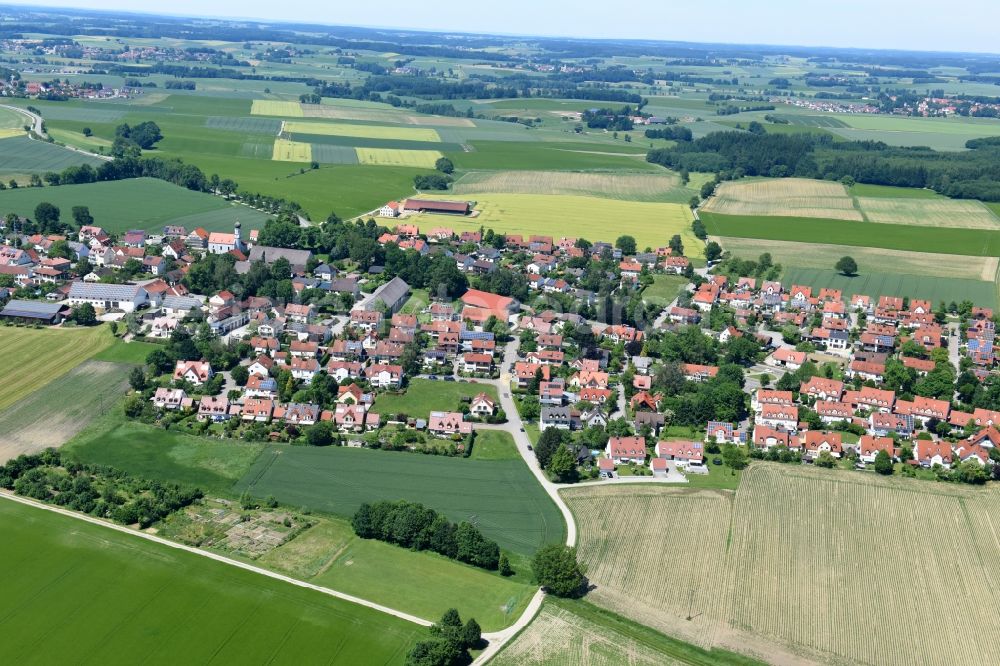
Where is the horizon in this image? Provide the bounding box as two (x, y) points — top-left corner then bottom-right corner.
(5, 0), (1000, 57)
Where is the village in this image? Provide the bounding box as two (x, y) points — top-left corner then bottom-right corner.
(1, 197), (998, 485)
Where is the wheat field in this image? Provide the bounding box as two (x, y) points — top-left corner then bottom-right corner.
(452, 170), (685, 201)
(563, 465), (1000, 666)
(858, 197), (1000, 229)
(271, 138), (312, 162)
(703, 178), (862, 220)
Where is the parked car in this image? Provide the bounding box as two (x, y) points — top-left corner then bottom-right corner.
(444, 376), (455, 382)
(428, 375), (438, 380)
(713, 457), (723, 466)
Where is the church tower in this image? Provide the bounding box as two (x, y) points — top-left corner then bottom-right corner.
(234, 219), (243, 251)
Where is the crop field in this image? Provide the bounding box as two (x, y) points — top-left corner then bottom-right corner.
(412, 193), (698, 251)
(702, 178), (862, 220)
(250, 99), (304, 117)
(832, 113), (1000, 150)
(0, 136), (105, 176)
(47, 127), (113, 152)
(765, 114), (849, 128)
(849, 183), (944, 199)
(0, 105), (28, 131)
(715, 237), (999, 282)
(204, 115), (283, 134)
(283, 120), (441, 142)
(66, 411), (265, 495)
(309, 144), (360, 164)
(259, 517), (533, 631)
(491, 599), (761, 666)
(356, 147), (444, 167)
(0, 499), (422, 664)
(0, 361), (130, 462)
(451, 170), (694, 202)
(271, 137), (312, 162)
(450, 141), (660, 171)
(233, 446), (566, 555)
(857, 197), (1000, 229)
(0, 178), (272, 233)
(781, 266), (998, 309)
(564, 465), (1000, 666)
(373, 378), (498, 419)
(0, 326), (113, 411)
(702, 211), (1000, 256)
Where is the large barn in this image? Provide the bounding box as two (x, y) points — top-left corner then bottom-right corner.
(402, 199), (471, 215)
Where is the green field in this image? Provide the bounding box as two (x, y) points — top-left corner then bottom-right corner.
(0, 136), (104, 177)
(412, 193), (698, 251)
(66, 411), (265, 495)
(0, 178), (272, 233)
(0, 499), (422, 664)
(373, 378), (498, 419)
(234, 446), (565, 555)
(0, 360), (130, 461)
(259, 517), (533, 631)
(848, 183), (945, 199)
(0, 325), (114, 411)
(469, 430), (520, 461)
(92, 339), (164, 365)
(450, 141), (659, 171)
(642, 274), (689, 307)
(779, 267), (998, 309)
(702, 211), (1000, 256)
(284, 121), (441, 142)
(451, 169), (697, 203)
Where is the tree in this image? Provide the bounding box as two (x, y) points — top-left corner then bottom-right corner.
(82, 127), (92, 137)
(835, 256), (858, 276)
(815, 451), (837, 468)
(955, 459), (988, 485)
(128, 121), (163, 149)
(721, 444), (748, 472)
(71, 303), (97, 326)
(306, 421), (334, 447)
(548, 444), (579, 482)
(128, 366), (147, 392)
(532, 544), (587, 598)
(72, 205), (94, 227)
(498, 553), (513, 576)
(668, 234), (684, 256)
(535, 427), (565, 469)
(873, 449), (894, 475)
(615, 235), (637, 255)
(434, 157), (454, 174)
(230, 365), (249, 386)
(33, 202), (60, 230)
(704, 241), (722, 263)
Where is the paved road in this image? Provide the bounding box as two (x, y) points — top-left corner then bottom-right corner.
(1, 104), (45, 137)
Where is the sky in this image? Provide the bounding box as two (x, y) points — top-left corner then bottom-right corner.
(9, 0), (1000, 55)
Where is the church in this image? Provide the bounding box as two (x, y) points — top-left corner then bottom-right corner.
(207, 220), (247, 255)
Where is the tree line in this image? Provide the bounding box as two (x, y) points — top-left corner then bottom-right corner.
(351, 500), (508, 573)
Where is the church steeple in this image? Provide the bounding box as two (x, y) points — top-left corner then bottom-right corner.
(234, 219), (242, 250)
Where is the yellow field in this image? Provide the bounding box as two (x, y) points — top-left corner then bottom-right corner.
(250, 100), (304, 117)
(0, 325), (114, 411)
(0, 128), (24, 139)
(715, 236), (999, 282)
(452, 170), (685, 202)
(356, 148), (443, 168)
(564, 464), (1000, 666)
(411, 193), (699, 251)
(271, 138), (312, 163)
(703, 178), (862, 220)
(858, 197), (1000, 229)
(491, 601), (683, 666)
(284, 121), (440, 142)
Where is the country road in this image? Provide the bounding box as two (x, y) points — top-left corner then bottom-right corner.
(0, 103), (112, 162)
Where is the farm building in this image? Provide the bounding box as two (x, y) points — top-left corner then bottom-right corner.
(403, 199), (471, 215)
(67, 282), (148, 313)
(0, 299), (68, 324)
(352, 277), (410, 315)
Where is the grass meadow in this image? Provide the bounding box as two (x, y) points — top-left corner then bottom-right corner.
(0, 499), (422, 665)
(373, 378), (498, 419)
(0, 325), (114, 411)
(412, 193), (699, 251)
(233, 446), (566, 555)
(641, 274), (690, 307)
(0, 178), (272, 233)
(564, 465), (1000, 666)
(259, 517), (534, 631)
(780, 266), (998, 308)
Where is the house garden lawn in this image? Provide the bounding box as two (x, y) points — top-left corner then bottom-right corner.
(0, 499), (421, 665)
(642, 274), (689, 307)
(373, 378), (498, 419)
(470, 429), (520, 460)
(92, 338), (163, 365)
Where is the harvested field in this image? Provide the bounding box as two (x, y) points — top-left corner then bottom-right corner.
(564, 464), (1000, 666)
(451, 170), (687, 202)
(412, 193), (699, 251)
(250, 99), (304, 117)
(0, 361), (130, 462)
(356, 147), (443, 167)
(271, 138), (312, 162)
(715, 237), (999, 282)
(857, 197), (1000, 229)
(0, 326), (113, 411)
(702, 178), (861, 220)
(284, 120), (440, 142)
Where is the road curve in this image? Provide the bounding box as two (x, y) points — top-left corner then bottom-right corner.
(0, 103), (44, 137)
